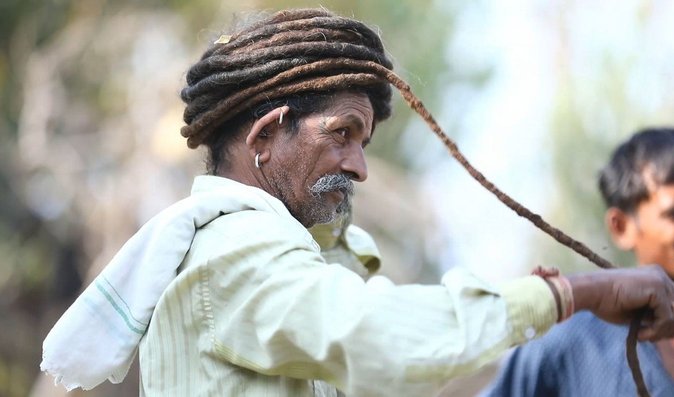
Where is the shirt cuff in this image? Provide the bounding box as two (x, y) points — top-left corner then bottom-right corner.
(498, 276), (557, 345)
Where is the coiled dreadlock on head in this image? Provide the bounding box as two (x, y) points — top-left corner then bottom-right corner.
(180, 8), (395, 173)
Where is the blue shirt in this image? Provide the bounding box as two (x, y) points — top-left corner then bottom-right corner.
(482, 311), (674, 397)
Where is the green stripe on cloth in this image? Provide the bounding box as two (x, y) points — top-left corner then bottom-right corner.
(101, 276), (147, 328)
(95, 280), (146, 335)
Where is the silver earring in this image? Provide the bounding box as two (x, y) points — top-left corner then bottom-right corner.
(255, 153), (262, 169)
(278, 111), (284, 125)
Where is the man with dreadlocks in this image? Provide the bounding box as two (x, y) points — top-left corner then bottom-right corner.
(42, 9), (674, 397)
(482, 128), (674, 397)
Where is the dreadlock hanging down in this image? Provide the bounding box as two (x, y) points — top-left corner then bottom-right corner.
(180, 8), (649, 396)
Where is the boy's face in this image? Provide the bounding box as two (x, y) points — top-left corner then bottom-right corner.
(610, 182), (674, 277)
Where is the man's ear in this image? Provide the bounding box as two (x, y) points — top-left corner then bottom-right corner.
(605, 207), (637, 251)
(245, 106), (290, 164)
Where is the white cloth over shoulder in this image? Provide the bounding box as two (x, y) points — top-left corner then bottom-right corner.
(40, 176), (296, 391)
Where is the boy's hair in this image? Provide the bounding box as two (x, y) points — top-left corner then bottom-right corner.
(599, 128), (674, 213)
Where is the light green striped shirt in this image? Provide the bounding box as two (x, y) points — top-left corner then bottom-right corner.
(138, 176), (556, 396)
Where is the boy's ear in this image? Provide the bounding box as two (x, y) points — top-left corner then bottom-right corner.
(605, 207), (638, 251)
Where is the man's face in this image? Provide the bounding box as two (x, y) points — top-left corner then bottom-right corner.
(628, 182), (674, 276)
(268, 91), (374, 228)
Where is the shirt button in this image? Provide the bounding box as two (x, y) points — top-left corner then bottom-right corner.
(524, 326), (536, 340)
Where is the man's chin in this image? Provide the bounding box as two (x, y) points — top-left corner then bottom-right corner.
(294, 203), (336, 228)
(298, 192), (351, 228)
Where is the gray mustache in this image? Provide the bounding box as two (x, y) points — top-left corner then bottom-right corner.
(309, 174), (354, 197)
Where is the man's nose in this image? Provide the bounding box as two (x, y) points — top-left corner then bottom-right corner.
(340, 144), (368, 182)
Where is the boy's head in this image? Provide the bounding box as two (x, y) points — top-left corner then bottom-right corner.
(599, 128), (674, 274)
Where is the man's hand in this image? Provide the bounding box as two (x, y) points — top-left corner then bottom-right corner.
(568, 265), (674, 341)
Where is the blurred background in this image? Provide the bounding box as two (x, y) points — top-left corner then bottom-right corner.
(1, 0), (673, 396)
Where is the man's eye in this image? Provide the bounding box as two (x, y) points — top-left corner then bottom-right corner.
(335, 128), (349, 138)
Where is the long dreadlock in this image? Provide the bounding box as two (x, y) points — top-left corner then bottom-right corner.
(179, 8), (648, 396)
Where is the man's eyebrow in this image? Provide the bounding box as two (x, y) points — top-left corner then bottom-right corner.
(341, 114), (366, 131)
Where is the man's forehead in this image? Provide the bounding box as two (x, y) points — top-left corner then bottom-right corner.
(322, 95), (374, 124)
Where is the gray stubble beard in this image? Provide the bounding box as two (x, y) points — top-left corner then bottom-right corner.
(306, 174), (354, 226)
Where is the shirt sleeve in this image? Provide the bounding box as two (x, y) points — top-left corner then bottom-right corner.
(193, 210), (558, 397)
